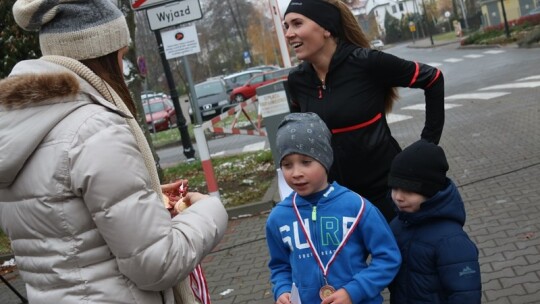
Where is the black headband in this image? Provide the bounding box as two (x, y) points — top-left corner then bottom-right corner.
(284, 0), (342, 38)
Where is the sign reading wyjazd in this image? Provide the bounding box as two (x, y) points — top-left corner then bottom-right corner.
(146, 0), (203, 31)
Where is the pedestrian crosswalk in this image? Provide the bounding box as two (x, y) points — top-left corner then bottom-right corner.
(389, 71), (540, 125)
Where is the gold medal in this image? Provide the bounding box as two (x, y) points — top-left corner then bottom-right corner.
(319, 284), (336, 300)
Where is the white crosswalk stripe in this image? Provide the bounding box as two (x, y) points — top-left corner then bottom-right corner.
(401, 103), (462, 110)
(479, 81), (540, 90)
(483, 50), (506, 54)
(446, 92), (510, 100)
(463, 54), (484, 58)
(516, 75), (540, 81)
(444, 58), (463, 63)
(426, 62), (443, 67)
(387, 113), (413, 124)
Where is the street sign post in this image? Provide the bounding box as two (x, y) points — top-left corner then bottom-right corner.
(146, 0), (203, 31)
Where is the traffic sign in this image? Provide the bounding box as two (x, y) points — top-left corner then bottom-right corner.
(146, 0), (203, 31)
(162, 24), (201, 59)
(131, 0), (173, 10)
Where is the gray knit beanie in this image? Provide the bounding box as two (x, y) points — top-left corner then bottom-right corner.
(276, 112), (333, 172)
(12, 0), (130, 60)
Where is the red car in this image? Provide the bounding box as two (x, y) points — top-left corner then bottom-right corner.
(229, 68), (292, 103)
(143, 97), (177, 133)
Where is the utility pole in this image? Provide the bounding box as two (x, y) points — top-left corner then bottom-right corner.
(500, 0), (511, 38)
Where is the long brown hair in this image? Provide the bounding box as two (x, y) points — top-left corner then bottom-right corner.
(325, 0), (399, 113)
(80, 51), (136, 116)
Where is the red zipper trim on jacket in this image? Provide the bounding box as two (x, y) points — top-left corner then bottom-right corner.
(408, 62), (420, 87)
(331, 113), (382, 134)
(318, 83), (326, 99)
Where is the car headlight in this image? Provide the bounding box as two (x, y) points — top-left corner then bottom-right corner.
(218, 100), (229, 106)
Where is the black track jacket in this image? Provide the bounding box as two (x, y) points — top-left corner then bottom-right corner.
(287, 42), (444, 202)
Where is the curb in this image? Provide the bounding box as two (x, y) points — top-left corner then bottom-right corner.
(407, 39), (462, 49)
(226, 176), (278, 219)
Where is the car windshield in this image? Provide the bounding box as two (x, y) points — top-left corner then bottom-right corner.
(143, 101), (166, 114)
(195, 81), (223, 98)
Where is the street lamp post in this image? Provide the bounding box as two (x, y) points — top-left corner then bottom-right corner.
(458, 0), (469, 29)
(421, 0), (434, 45)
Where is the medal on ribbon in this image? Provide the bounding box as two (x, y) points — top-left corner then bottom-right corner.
(292, 192), (365, 301)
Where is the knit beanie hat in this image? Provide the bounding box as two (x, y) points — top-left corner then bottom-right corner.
(12, 0), (130, 60)
(276, 112), (333, 172)
(388, 140), (449, 198)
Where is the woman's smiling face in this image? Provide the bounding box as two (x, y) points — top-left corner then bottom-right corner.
(283, 12), (329, 62)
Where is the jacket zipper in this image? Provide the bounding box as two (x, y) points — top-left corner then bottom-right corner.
(311, 205), (326, 286)
(318, 80), (326, 99)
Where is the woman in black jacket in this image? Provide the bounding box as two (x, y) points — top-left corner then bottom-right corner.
(284, 0), (445, 222)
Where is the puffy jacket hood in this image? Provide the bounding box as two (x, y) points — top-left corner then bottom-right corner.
(0, 59), (126, 188)
(395, 179), (466, 226)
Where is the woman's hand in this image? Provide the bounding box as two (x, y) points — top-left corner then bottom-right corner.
(161, 179), (188, 217)
(173, 192), (209, 214)
(161, 179), (188, 199)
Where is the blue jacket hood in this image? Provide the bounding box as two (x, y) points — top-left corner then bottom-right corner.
(395, 179), (466, 226)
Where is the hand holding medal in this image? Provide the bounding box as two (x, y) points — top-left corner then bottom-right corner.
(320, 288), (353, 304)
(161, 179), (190, 217)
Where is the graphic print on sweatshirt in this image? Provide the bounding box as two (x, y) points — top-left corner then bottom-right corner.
(279, 215), (357, 258)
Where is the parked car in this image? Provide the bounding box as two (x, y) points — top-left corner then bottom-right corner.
(229, 67), (293, 103)
(223, 70), (263, 90)
(370, 39), (385, 50)
(526, 6), (540, 15)
(191, 78), (231, 122)
(143, 97), (176, 133)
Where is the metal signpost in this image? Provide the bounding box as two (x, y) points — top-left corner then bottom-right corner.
(131, 0), (204, 160)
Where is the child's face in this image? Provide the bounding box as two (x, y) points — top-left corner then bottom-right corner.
(391, 188), (427, 213)
(281, 153), (328, 197)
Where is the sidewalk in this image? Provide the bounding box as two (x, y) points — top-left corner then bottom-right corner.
(2, 59), (540, 304)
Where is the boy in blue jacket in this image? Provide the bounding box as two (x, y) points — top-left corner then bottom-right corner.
(388, 140), (482, 303)
(266, 112), (401, 304)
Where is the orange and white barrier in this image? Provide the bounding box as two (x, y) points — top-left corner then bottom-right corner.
(201, 97), (266, 136)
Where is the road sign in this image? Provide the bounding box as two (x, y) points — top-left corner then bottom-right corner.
(146, 0), (203, 31)
(162, 24), (201, 59)
(131, 0), (173, 10)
